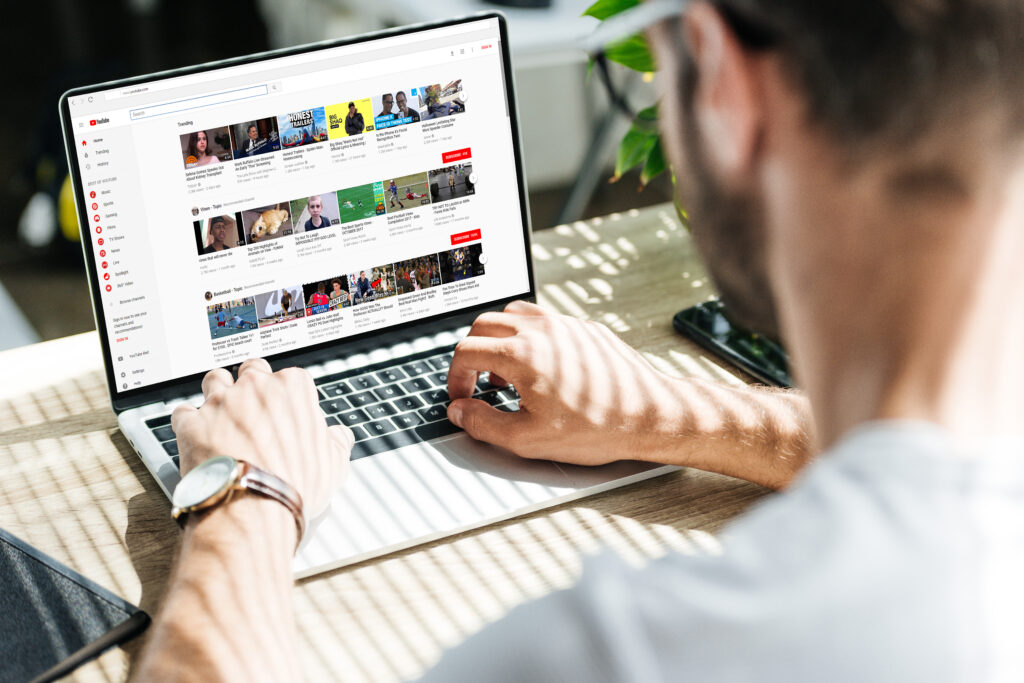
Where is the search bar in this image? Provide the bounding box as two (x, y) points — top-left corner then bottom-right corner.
(129, 84), (269, 120)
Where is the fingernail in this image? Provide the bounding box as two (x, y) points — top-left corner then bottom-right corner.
(448, 402), (463, 427)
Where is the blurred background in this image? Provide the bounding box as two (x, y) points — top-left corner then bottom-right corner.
(0, 0), (670, 350)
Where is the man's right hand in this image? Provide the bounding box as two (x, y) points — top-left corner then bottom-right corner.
(447, 301), (813, 489)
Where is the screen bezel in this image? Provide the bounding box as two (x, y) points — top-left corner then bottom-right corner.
(59, 12), (535, 414)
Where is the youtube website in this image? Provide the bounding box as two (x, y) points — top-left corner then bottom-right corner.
(66, 19), (530, 394)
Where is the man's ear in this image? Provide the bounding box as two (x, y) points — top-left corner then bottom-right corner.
(685, 2), (763, 182)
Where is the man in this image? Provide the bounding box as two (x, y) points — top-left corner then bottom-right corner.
(344, 102), (364, 136)
(202, 216), (231, 254)
(329, 278), (349, 308)
(377, 93), (394, 119)
(236, 123), (267, 158)
(303, 195), (327, 231)
(136, 1), (1024, 680)
(395, 90), (421, 123)
(355, 270), (372, 301)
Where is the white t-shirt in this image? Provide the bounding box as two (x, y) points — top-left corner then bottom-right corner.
(420, 422), (1024, 682)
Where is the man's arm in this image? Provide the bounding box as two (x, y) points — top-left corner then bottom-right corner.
(131, 359), (352, 682)
(447, 301), (813, 490)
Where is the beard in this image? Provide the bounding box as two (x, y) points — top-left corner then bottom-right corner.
(675, 95), (782, 341)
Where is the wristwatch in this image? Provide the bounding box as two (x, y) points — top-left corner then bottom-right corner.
(171, 455), (305, 552)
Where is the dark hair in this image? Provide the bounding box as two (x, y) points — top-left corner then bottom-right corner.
(332, 279), (341, 287)
(247, 124), (257, 132)
(186, 130), (209, 159)
(210, 216), (226, 228)
(710, 0), (1024, 152)
(348, 102), (355, 108)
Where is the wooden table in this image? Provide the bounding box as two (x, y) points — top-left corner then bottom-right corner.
(0, 204), (770, 682)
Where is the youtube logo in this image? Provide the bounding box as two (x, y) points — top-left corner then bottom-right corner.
(90, 120), (96, 126)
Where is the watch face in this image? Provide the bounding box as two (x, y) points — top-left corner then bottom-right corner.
(172, 456), (236, 509)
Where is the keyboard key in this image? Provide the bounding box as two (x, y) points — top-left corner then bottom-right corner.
(320, 381), (352, 397)
(171, 455), (180, 469)
(419, 404), (448, 422)
(427, 355), (451, 370)
(338, 409), (370, 426)
(319, 398), (351, 415)
(393, 395), (424, 412)
(377, 368), (406, 383)
(365, 420), (397, 437)
(496, 403), (520, 412)
(365, 403), (397, 419)
(350, 425), (368, 442)
(428, 371), (447, 386)
(162, 440), (179, 456)
(152, 425), (175, 442)
(422, 388), (450, 405)
(401, 378), (431, 393)
(402, 361), (431, 376)
(348, 391), (377, 407)
(373, 384), (405, 401)
(478, 391), (504, 406)
(350, 374), (380, 390)
(392, 412), (424, 430)
(350, 419), (460, 459)
(145, 414), (172, 429)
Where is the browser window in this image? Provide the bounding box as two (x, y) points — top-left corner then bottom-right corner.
(65, 18), (530, 395)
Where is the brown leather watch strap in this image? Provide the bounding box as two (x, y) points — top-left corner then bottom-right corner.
(238, 461), (306, 551)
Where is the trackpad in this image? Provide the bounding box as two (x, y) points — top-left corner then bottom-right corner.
(429, 433), (571, 488)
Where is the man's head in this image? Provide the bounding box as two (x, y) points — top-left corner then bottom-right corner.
(348, 102), (356, 115)
(381, 94), (393, 112)
(360, 271), (366, 278)
(332, 279), (342, 293)
(308, 195), (322, 218)
(247, 124), (258, 140)
(396, 91), (408, 111)
(210, 217), (227, 245)
(647, 0), (1024, 339)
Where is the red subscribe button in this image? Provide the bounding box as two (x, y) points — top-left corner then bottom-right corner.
(451, 229), (481, 245)
(442, 147), (472, 163)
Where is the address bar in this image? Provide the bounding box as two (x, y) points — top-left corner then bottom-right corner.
(129, 84), (269, 120)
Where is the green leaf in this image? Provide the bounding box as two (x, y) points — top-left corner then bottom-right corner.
(615, 126), (657, 178)
(583, 0), (640, 21)
(640, 137), (667, 185)
(636, 104), (658, 122)
(604, 35), (656, 74)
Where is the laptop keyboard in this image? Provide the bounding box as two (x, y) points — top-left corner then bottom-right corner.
(143, 345), (520, 469)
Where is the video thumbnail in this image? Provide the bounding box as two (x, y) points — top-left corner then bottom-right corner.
(418, 80), (466, 121)
(326, 98), (373, 139)
(181, 127), (233, 169)
(439, 243), (485, 283)
(372, 89), (420, 130)
(393, 253), (442, 294)
(428, 163), (475, 203)
(383, 173), (430, 214)
(230, 117), (281, 158)
(195, 214), (245, 256)
(241, 203), (292, 244)
(303, 276), (350, 315)
(290, 193), (340, 232)
(278, 107), (328, 148)
(254, 285), (306, 327)
(207, 298), (258, 340)
(349, 265), (396, 305)
(337, 182), (385, 224)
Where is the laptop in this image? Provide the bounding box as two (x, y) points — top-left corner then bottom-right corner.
(59, 12), (674, 578)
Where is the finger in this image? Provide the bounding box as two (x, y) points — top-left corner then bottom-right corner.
(237, 357), (273, 379)
(447, 398), (527, 448)
(467, 311), (519, 339)
(504, 300), (552, 316)
(170, 403), (197, 437)
(448, 336), (520, 400)
(202, 368), (233, 400)
(487, 373), (509, 388)
(328, 424), (355, 454)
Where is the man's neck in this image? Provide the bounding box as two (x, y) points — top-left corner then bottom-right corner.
(772, 150), (1024, 450)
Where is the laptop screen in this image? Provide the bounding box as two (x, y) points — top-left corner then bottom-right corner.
(61, 16), (531, 399)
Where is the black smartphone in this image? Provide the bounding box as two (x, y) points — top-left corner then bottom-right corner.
(673, 299), (793, 387)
